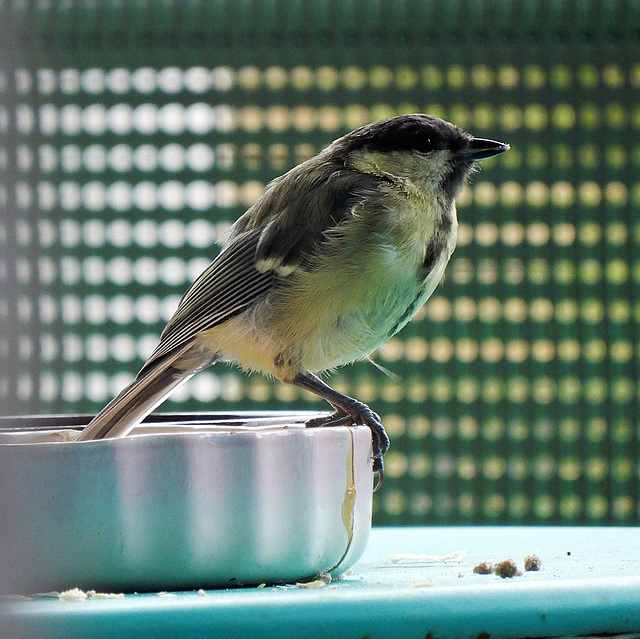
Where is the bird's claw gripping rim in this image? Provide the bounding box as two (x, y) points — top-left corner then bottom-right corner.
(305, 407), (388, 492)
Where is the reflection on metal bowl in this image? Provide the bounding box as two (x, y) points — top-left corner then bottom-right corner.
(0, 413), (373, 595)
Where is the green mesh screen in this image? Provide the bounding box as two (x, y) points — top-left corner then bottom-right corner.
(1, 0), (639, 525)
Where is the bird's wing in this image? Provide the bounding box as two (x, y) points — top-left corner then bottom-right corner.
(142, 170), (385, 372)
(233, 169), (385, 274)
(143, 229), (274, 369)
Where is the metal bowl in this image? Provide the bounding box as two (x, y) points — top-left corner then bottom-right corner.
(0, 413), (373, 595)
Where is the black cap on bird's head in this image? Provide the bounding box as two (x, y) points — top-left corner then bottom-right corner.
(337, 113), (509, 199)
(341, 113), (509, 160)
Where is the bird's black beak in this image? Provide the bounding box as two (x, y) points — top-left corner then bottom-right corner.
(461, 138), (510, 161)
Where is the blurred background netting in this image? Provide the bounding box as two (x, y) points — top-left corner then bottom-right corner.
(1, 0), (639, 525)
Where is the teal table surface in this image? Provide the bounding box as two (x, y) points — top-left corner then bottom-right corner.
(2, 526), (640, 639)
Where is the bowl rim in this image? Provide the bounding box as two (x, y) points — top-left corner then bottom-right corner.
(0, 410), (326, 433)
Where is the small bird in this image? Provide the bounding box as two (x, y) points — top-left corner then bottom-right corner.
(77, 114), (509, 487)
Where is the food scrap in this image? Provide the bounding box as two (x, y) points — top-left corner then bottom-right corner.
(87, 590), (125, 599)
(474, 554), (542, 578)
(524, 554), (542, 572)
(296, 573), (331, 589)
(57, 588), (126, 601)
(58, 588), (88, 602)
(472, 561), (493, 575)
(410, 581), (435, 588)
(388, 550), (466, 564)
(493, 558), (521, 579)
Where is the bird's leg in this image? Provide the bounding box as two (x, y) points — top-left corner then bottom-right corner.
(292, 371), (389, 490)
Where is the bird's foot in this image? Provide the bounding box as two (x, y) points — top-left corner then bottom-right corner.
(293, 372), (389, 491)
(305, 409), (352, 429)
(305, 404), (388, 492)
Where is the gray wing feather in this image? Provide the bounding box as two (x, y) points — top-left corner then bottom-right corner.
(143, 229), (273, 369)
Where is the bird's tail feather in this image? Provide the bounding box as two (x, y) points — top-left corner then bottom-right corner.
(76, 341), (216, 441)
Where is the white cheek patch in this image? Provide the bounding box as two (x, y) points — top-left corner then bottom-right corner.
(422, 150), (455, 186)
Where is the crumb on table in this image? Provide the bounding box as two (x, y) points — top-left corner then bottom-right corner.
(493, 559), (520, 579)
(473, 561), (494, 575)
(524, 554), (542, 571)
(58, 588), (87, 602)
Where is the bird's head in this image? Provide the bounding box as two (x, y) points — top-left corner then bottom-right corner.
(332, 113), (509, 202)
